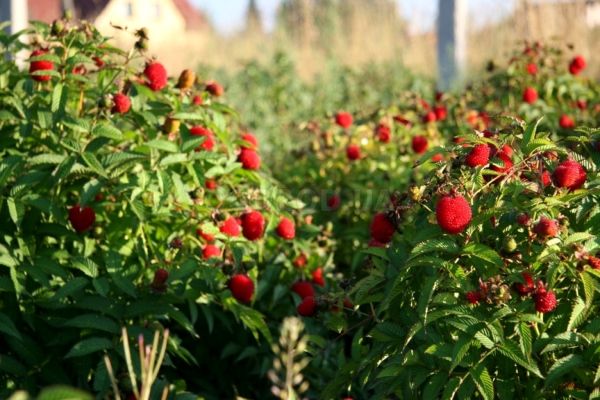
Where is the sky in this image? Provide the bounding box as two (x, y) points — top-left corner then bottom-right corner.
(191, 0), (516, 35)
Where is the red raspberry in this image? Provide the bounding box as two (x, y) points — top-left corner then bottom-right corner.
(196, 228), (215, 243)
(534, 284), (557, 313)
(588, 256), (600, 270)
(205, 81), (224, 96)
(516, 213), (531, 226)
(541, 170), (552, 187)
(412, 135), (428, 154)
(112, 93), (131, 114)
(466, 291), (481, 304)
(465, 144), (490, 167)
(144, 62), (168, 91)
(346, 144), (361, 161)
(241, 132), (258, 150)
(431, 153), (444, 162)
(370, 212), (395, 244)
(526, 63), (538, 75)
(152, 268), (169, 286)
(552, 160), (586, 190)
(205, 179), (217, 190)
(559, 114), (575, 129)
(68, 204), (96, 233)
(297, 296), (316, 316)
(515, 272), (534, 296)
(523, 87), (538, 104)
(238, 148), (261, 170)
(533, 217), (559, 238)
(229, 274), (254, 303)
(192, 95), (203, 105)
(576, 99), (587, 110)
(293, 253), (307, 268)
(335, 112), (353, 128)
(435, 194), (472, 234)
(327, 194), (341, 210)
(569, 55), (586, 75)
(312, 267), (325, 287)
(422, 111), (437, 123)
(202, 244), (221, 260)
(29, 49), (54, 82)
(491, 150), (513, 174)
(220, 216), (241, 237)
(433, 105), (447, 121)
(291, 281), (314, 299)
(277, 217), (295, 240)
(241, 210), (265, 241)
(93, 56), (105, 68)
(190, 126), (216, 151)
(375, 123), (391, 143)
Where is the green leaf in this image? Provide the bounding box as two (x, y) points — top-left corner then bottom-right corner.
(0, 312), (22, 340)
(417, 275), (438, 326)
(498, 340), (543, 378)
(81, 152), (107, 178)
(146, 139), (178, 153)
(160, 153), (188, 166)
(544, 354), (584, 388)
(92, 123), (123, 140)
(522, 117), (542, 148)
(471, 363), (494, 400)
(65, 337), (112, 358)
(567, 297), (587, 331)
(63, 314), (119, 334)
(37, 386), (93, 400)
(564, 232), (594, 246)
(172, 173), (192, 205)
(462, 243), (503, 268)
(518, 322), (532, 357)
(51, 82), (65, 113)
(409, 238), (460, 259)
(7, 197), (24, 228)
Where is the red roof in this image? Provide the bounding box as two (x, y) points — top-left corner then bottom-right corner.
(28, 0), (62, 23)
(172, 0), (208, 30)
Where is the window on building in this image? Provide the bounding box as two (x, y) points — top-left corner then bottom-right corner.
(123, 1), (133, 17)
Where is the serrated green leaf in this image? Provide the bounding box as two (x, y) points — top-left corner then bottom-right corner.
(0, 312), (22, 340)
(567, 297), (587, 331)
(545, 354), (584, 388)
(498, 340), (543, 378)
(63, 314), (119, 334)
(146, 139), (178, 153)
(65, 337), (112, 358)
(471, 363), (494, 400)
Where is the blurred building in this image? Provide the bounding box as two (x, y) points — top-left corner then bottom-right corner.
(27, 0), (212, 71)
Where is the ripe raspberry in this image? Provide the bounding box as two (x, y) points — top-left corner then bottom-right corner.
(465, 144), (490, 167)
(29, 49), (54, 82)
(516, 213), (530, 226)
(522, 87), (538, 104)
(291, 281), (314, 299)
(297, 296), (316, 316)
(370, 212), (395, 243)
(68, 204), (96, 233)
(569, 55), (586, 75)
(552, 160), (586, 190)
(72, 65), (86, 75)
(238, 148), (261, 170)
(335, 112), (353, 128)
(433, 105), (447, 121)
(205, 179), (217, 190)
(190, 126), (216, 151)
(202, 244), (221, 260)
(559, 114), (575, 129)
(491, 150), (513, 174)
(419, 99), (430, 110)
(500, 144), (513, 157)
(93, 56), (105, 68)
(541, 170), (552, 187)
(526, 63), (538, 75)
(229, 274), (254, 303)
(241, 132), (258, 150)
(435, 194), (472, 234)
(346, 144), (361, 161)
(588, 256), (600, 270)
(534, 286), (557, 313)
(220, 216), (241, 237)
(152, 268), (169, 286)
(375, 123), (391, 143)
(196, 227), (215, 242)
(533, 217), (559, 238)
(312, 267), (325, 287)
(412, 135), (428, 154)
(112, 93), (131, 114)
(576, 99), (587, 110)
(422, 111), (437, 123)
(205, 81), (224, 96)
(515, 272), (534, 296)
(144, 62), (168, 91)
(241, 210), (265, 241)
(277, 217), (295, 240)
(293, 253), (307, 268)
(327, 194), (341, 210)
(431, 153), (444, 162)
(465, 291), (481, 304)
(192, 95), (203, 105)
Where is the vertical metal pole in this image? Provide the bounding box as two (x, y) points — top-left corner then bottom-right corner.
(437, 0), (467, 90)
